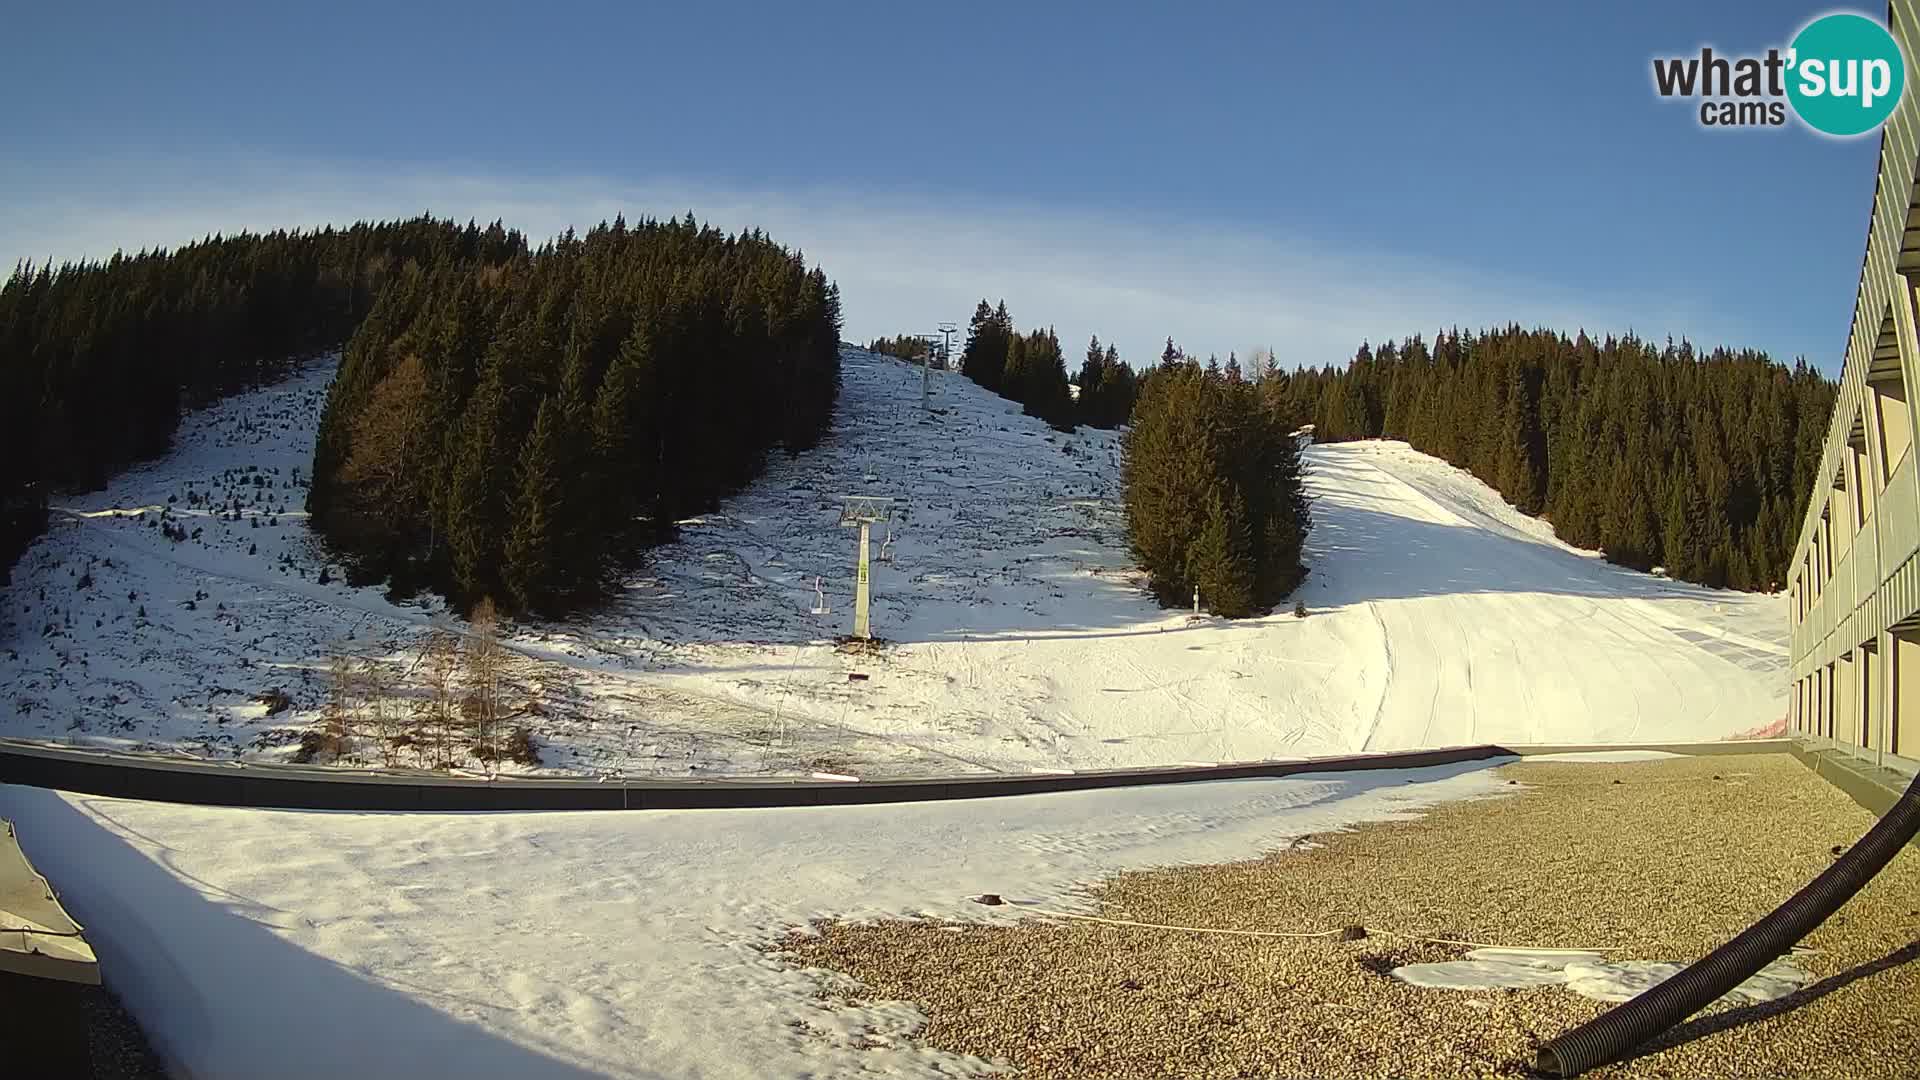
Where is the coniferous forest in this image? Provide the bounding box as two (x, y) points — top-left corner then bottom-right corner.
(1123, 347), (1312, 617)
(307, 215), (843, 615)
(1075, 334), (1138, 430)
(1, 214), (838, 615)
(866, 335), (934, 363)
(0, 218), (527, 584)
(957, 300), (1077, 429)
(1258, 326), (1836, 591)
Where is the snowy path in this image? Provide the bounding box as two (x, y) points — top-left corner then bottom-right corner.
(0, 762), (1508, 1079)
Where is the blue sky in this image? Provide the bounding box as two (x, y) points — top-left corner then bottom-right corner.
(0, 1), (1883, 371)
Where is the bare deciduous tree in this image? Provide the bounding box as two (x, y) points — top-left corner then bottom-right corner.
(464, 598), (505, 767)
(421, 627), (462, 770)
(1246, 347), (1277, 384)
(362, 656), (404, 767)
(319, 650), (360, 762)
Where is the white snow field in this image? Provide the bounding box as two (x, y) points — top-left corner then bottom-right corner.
(0, 761), (1509, 1080)
(0, 346), (1787, 776)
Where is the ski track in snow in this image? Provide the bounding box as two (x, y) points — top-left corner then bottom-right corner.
(0, 347), (1787, 777)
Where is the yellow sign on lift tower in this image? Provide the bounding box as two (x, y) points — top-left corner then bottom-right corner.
(839, 496), (893, 640)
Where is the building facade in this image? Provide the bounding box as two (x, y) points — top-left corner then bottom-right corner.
(1787, 0), (1920, 771)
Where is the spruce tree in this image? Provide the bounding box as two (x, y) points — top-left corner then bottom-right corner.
(446, 365), (514, 603)
(960, 299), (1012, 393)
(1000, 333), (1030, 404)
(1187, 484), (1257, 617)
(1078, 334), (1107, 427)
(1102, 344), (1135, 428)
(503, 397), (567, 613)
(1022, 328), (1074, 428)
(1123, 362), (1307, 616)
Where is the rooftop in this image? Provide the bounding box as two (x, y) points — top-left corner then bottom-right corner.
(0, 817), (96, 985)
(780, 752), (1920, 1079)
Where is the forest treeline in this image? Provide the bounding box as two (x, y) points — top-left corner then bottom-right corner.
(866, 334), (934, 363)
(1124, 347), (1312, 617)
(0, 217), (528, 583)
(1258, 326), (1837, 591)
(958, 300), (1139, 430)
(307, 215), (843, 615)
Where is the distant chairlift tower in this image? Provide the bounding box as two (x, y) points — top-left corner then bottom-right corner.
(937, 322), (958, 368)
(917, 324), (959, 411)
(838, 496), (894, 639)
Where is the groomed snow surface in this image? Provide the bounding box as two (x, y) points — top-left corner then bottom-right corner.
(0, 347), (1787, 777)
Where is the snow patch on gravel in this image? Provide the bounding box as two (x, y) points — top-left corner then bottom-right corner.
(1393, 948), (1810, 1005)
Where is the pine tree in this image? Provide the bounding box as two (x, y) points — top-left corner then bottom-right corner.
(503, 398), (567, 613)
(1187, 484), (1257, 617)
(591, 324), (660, 542)
(1000, 333), (1030, 403)
(960, 299), (1012, 393)
(1123, 362), (1307, 616)
(1103, 344), (1136, 428)
(1021, 328), (1074, 428)
(445, 366), (514, 603)
(1078, 334), (1107, 427)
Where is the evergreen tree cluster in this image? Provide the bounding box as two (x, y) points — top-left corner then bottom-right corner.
(958, 300), (1076, 429)
(866, 334), (933, 364)
(307, 214), (843, 616)
(0, 217), (526, 583)
(1075, 334), (1138, 429)
(1123, 357), (1311, 617)
(1259, 326), (1837, 591)
(959, 300), (1014, 393)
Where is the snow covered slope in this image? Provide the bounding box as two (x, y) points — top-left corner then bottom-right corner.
(0, 348), (1787, 774)
(1298, 442), (1787, 749)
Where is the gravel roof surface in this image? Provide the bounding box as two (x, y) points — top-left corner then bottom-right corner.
(778, 753), (1920, 1079)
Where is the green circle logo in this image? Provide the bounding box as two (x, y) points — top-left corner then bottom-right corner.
(1787, 13), (1906, 136)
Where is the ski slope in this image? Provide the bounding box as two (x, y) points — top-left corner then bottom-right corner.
(1299, 441), (1788, 749)
(0, 347), (1788, 775)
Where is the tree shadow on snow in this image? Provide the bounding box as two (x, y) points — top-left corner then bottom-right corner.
(0, 786), (627, 1080)
(1304, 501), (1748, 608)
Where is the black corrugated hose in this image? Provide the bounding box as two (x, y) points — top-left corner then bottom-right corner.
(1536, 767), (1920, 1076)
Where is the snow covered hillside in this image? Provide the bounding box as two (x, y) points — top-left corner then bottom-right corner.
(0, 347), (1787, 775)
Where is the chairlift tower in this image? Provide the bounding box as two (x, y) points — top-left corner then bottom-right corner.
(936, 322), (958, 369)
(838, 496), (894, 639)
(914, 324), (959, 411)
(919, 335), (934, 410)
